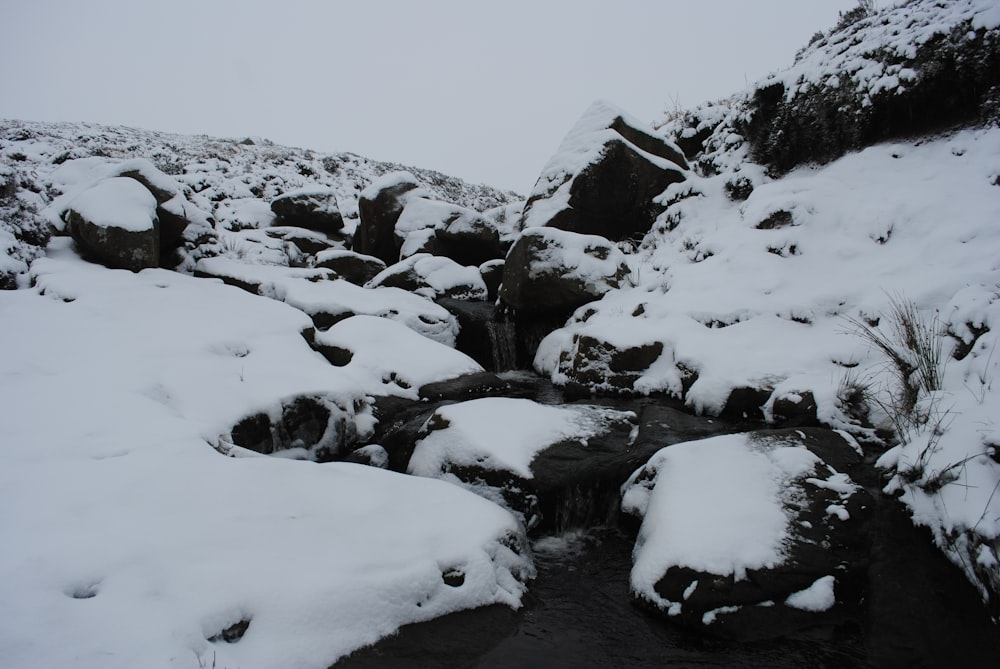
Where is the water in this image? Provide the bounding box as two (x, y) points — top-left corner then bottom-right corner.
(486, 317), (518, 373)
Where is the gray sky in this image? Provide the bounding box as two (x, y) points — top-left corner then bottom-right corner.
(1, 0), (860, 193)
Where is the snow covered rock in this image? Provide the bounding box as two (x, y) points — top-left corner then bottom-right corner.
(622, 428), (872, 640)
(499, 227), (631, 313)
(64, 176), (160, 271)
(409, 398), (637, 530)
(112, 158), (210, 252)
(355, 171), (427, 264)
(260, 275), (459, 345)
(270, 186), (345, 234)
(314, 248), (387, 285)
(367, 253), (488, 301)
(521, 100), (688, 241)
(194, 256), (333, 294)
(227, 394), (355, 461)
(313, 315), (484, 400)
(394, 197), (505, 266)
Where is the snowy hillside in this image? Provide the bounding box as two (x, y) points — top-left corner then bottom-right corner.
(2, 0), (1000, 667)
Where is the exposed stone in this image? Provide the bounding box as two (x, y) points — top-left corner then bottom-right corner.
(269, 187), (344, 234)
(367, 253), (488, 301)
(556, 334), (664, 392)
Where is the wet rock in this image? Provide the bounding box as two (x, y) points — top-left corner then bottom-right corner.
(269, 187), (344, 234)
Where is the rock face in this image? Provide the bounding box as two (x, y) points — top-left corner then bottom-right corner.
(520, 101), (688, 241)
(270, 187), (344, 234)
(499, 227), (630, 313)
(622, 428), (872, 641)
(65, 177), (160, 271)
(355, 172), (425, 265)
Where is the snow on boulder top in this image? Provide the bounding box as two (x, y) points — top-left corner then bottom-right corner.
(66, 177), (158, 232)
(359, 170), (427, 202)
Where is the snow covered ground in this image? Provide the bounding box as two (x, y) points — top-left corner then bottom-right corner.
(0, 244), (532, 669)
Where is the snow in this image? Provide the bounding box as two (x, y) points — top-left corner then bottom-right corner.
(0, 241), (532, 669)
(623, 433), (820, 607)
(367, 253), (488, 300)
(313, 315), (483, 398)
(408, 398), (634, 479)
(784, 575), (836, 612)
(66, 177), (158, 232)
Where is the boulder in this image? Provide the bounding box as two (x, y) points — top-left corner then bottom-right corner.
(269, 187), (344, 234)
(393, 197), (505, 266)
(556, 334), (665, 393)
(499, 227), (630, 313)
(521, 101), (688, 241)
(314, 249), (387, 286)
(408, 397), (638, 530)
(227, 395), (352, 462)
(264, 226), (339, 256)
(622, 428), (873, 641)
(367, 253), (488, 301)
(64, 177), (160, 271)
(355, 172), (425, 264)
(112, 158), (210, 252)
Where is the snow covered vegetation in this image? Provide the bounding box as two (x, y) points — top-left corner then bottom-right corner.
(2, 0), (1000, 666)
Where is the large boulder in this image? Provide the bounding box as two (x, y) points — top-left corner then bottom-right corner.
(622, 428), (873, 640)
(270, 187), (344, 234)
(355, 172), (426, 264)
(499, 227), (631, 314)
(64, 177), (160, 271)
(521, 101), (688, 241)
(394, 197), (505, 266)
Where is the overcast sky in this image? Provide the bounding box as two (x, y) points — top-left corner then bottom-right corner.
(2, 0), (861, 193)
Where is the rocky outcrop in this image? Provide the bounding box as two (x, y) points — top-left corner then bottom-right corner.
(395, 197), (505, 266)
(520, 101), (688, 241)
(270, 187), (344, 234)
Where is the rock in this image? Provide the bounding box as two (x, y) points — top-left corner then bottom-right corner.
(394, 197), (504, 266)
(367, 253), (488, 301)
(499, 227), (631, 314)
(521, 101), (688, 241)
(64, 177), (160, 271)
(355, 172), (426, 264)
(269, 187), (344, 234)
(112, 158), (210, 253)
(622, 428), (873, 641)
(264, 226), (340, 256)
(314, 249), (387, 286)
(227, 395), (351, 462)
(344, 444), (390, 469)
(408, 398), (638, 530)
(555, 334), (664, 393)
(478, 259), (505, 301)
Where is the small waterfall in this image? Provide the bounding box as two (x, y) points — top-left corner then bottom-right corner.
(486, 308), (518, 372)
